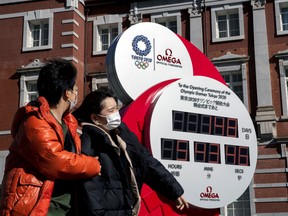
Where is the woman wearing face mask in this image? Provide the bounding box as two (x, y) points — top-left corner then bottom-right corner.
(73, 87), (188, 216)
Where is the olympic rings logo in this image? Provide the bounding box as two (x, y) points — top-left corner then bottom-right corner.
(135, 61), (149, 69)
(132, 35), (151, 56)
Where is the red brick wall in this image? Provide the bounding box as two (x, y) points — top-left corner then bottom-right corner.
(0, 1), (82, 148)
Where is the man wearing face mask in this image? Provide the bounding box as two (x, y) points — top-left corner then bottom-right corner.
(0, 59), (101, 216)
(73, 87), (189, 216)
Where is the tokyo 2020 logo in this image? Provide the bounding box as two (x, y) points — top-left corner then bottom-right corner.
(131, 35), (152, 70)
(132, 35), (151, 56)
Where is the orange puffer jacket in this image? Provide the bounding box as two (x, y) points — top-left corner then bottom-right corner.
(0, 97), (101, 216)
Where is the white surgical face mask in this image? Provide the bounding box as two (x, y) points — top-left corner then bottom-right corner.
(69, 98), (78, 111)
(98, 111), (121, 130)
(68, 90), (78, 111)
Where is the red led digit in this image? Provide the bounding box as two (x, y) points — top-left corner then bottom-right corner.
(225, 145), (237, 165)
(187, 113), (198, 133)
(161, 139), (174, 160)
(238, 146), (250, 166)
(173, 111), (185, 131)
(194, 142), (206, 162)
(208, 143), (221, 164)
(201, 115), (212, 134)
(176, 140), (189, 161)
(226, 118), (238, 137)
(214, 116), (225, 136)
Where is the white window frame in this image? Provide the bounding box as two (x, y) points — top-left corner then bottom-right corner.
(212, 52), (249, 109)
(275, 0), (288, 35)
(23, 9), (53, 52)
(220, 187), (251, 216)
(279, 59), (288, 116)
(151, 11), (181, 35)
(285, 67), (288, 109)
(0, 150), (9, 186)
(98, 25), (119, 51)
(219, 68), (246, 106)
(66, 0), (79, 8)
(19, 75), (38, 107)
(92, 15), (122, 55)
(211, 4), (244, 43)
(221, 71), (244, 102)
(91, 76), (109, 91)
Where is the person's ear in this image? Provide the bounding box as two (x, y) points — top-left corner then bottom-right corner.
(64, 89), (72, 101)
(91, 114), (100, 125)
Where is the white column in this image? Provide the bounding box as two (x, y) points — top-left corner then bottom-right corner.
(188, 2), (203, 52)
(251, 0), (275, 135)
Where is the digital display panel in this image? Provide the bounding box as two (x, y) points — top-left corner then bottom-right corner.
(225, 145), (250, 166)
(144, 77), (258, 209)
(194, 142), (221, 164)
(161, 138), (190, 161)
(172, 111), (238, 137)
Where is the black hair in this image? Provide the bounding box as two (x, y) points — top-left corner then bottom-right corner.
(37, 58), (77, 107)
(73, 87), (117, 124)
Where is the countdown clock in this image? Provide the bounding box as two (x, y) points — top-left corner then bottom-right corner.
(106, 21), (257, 215)
(144, 76), (257, 209)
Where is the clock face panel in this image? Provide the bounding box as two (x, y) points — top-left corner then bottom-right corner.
(106, 22), (193, 104)
(144, 76), (257, 209)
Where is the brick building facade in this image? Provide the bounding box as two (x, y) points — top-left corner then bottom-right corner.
(0, 0), (288, 215)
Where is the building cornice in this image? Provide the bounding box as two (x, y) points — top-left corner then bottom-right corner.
(16, 59), (44, 75)
(275, 49), (288, 59)
(0, 6), (85, 21)
(212, 51), (249, 64)
(0, 0), (34, 5)
(204, 0), (250, 7)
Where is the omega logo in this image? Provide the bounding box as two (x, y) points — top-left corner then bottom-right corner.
(156, 48), (182, 65)
(200, 186), (220, 199)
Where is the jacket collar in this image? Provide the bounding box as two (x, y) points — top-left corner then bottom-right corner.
(81, 122), (122, 154)
(11, 97), (79, 151)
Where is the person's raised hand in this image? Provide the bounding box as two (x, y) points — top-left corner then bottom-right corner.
(175, 195), (189, 211)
